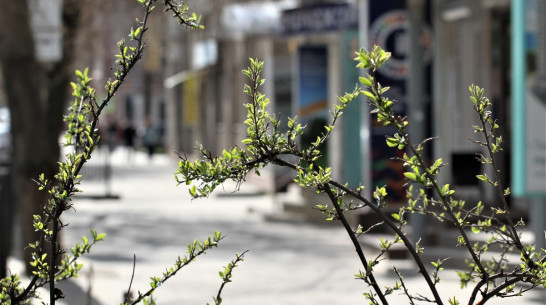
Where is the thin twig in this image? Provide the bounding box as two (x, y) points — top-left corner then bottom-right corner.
(129, 234), (224, 305)
(393, 267), (415, 305)
(406, 141), (488, 276)
(476, 113), (528, 260)
(271, 155), (442, 304)
(124, 254), (137, 304)
(322, 185), (389, 305)
(468, 271), (539, 305)
(475, 276), (526, 305)
(50, 215), (59, 305)
(214, 250), (249, 303)
(329, 179), (444, 305)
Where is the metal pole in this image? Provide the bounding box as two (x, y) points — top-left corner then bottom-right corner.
(0, 165), (12, 278)
(511, 0), (545, 255)
(358, 0), (371, 199)
(531, 198), (545, 253)
(511, 0), (526, 196)
(408, 0), (426, 244)
(105, 146), (112, 198)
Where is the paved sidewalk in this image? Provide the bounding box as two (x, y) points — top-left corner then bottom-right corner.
(8, 149), (546, 304)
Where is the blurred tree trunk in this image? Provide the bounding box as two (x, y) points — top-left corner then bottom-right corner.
(0, 0), (81, 275)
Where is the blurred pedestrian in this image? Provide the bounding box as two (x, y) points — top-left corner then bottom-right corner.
(107, 122), (119, 152)
(123, 122), (137, 162)
(142, 119), (159, 161)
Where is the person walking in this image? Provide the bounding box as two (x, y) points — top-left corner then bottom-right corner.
(142, 119), (159, 161)
(123, 122), (137, 162)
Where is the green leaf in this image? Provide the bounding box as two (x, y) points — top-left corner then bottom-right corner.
(404, 172), (416, 181)
(448, 296), (460, 305)
(363, 90), (375, 100)
(190, 185), (197, 196)
(134, 26), (142, 38)
(386, 137), (398, 148)
(432, 158), (443, 170)
(359, 76), (372, 86)
(476, 174), (489, 183)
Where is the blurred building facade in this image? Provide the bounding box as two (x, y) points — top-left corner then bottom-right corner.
(433, 0), (512, 203)
(83, 0), (543, 213)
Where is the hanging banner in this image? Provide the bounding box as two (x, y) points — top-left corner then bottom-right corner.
(368, 0), (433, 203)
(342, 30), (364, 188)
(183, 75), (199, 127)
(512, 0), (546, 197)
(368, 0), (408, 202)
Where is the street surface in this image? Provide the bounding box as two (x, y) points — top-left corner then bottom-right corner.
(8, 149), (546, 304)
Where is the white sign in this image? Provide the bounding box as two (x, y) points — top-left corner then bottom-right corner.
(221, 0), (296, 39)
(192, 39), (217, 70)
(29, 0), (62, 62)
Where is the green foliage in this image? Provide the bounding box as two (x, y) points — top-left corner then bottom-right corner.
(177, 45), (545, 305)
(0, 275), (24, 304)
(448, 296), (460, 305)
(208, 250), (248, 305)
(2, 1), (544, 302)
(176, 56), (362, 198)
(356, 46), (545, 303)
(0, 1), (210, 304)
(122, 232), (224, 305)
(163, 1), (203, 29)
(2, 60), (110, 303)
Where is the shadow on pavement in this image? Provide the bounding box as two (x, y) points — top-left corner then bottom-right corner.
(57, 278), (103, 305)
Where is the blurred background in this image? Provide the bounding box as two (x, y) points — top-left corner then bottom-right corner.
(0, 0), (545, 303)
(35, 0), (542, 206)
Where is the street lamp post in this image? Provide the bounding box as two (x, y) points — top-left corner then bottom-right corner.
(408, 0), (427, 244)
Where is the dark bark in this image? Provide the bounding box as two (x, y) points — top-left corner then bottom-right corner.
(0, 0), (81, 274)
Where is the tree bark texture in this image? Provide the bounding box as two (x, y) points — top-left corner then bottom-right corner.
(0, 0), (81, 274)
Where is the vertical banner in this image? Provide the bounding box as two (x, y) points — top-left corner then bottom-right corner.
(368, 1), (408, 202)
(183, 76), (199, 127)
(298, 46), (329, 167)
(342, 31), (364, 188)
(368, 0), (432, 202)
(512, 0), (546, 197)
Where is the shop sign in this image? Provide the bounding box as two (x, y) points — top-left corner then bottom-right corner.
(281, 3), (358, 35)
(29, 0), (62, 62)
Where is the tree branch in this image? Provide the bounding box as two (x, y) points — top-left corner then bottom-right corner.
(321, 185), (389, 305)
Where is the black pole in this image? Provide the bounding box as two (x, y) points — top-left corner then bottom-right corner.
(0, 165), (13, 278)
